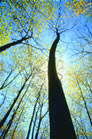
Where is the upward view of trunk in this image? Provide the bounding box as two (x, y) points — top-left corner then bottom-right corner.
(48, 32), (76, 139)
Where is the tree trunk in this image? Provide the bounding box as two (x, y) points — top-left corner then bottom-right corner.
(26, 85), (42, 139)
(0, 74), (31, 128)
(1, 80), (31, 138)
(48, 32), (76, 139)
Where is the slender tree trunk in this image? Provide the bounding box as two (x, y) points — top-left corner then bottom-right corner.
(48, 31), (76, 139)
(31, 105), (40, 139)
(76, 79), (92, 126)
(26, 85), (42, 139)
(35, 108), (48, 139)
(0, 74), (31, 128)
(0, 70), (13, 90)
(0, 70), (21, 90)
(35, 104), (43, 139)
(1, 80), (31, 138)
(11, 106), (24, 139)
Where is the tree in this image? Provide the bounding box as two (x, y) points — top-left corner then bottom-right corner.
(65, 61), (92, 138)
(26, 85), (42, 139)
(0, 0), (55, 52)
(48, 29), (76, 138)
(0, 0), (91, 138)
(70, 22), (92, 59)
(65, 0), (92, 16)
(0, 72), (32, 129)
(0, 36), (32, 53)
(1, 78), (32, 138)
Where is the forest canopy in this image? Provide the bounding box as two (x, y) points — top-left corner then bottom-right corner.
(0, 0), (92, 138)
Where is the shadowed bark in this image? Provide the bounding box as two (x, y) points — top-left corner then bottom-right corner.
(0, 70), (21, 90)
(11, 106), (24, 139)
(0, 74), (32, 129)
(35, 107), (48, 139)
(48, 30), (76, 139)
(0, 70), (13, 90)
(76, 78), (92, 126)
(1, 80), (31, 138)
(31, 104), (40, 139)
(26, 85), (42, 139)
(0, 36), (31, 53)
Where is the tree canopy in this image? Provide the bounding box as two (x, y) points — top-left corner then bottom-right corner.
(0, 0), (92, 138)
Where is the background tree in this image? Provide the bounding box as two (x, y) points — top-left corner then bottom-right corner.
(65, 0), (92, 16)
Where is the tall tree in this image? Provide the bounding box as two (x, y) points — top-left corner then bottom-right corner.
(0, 0), (55, 52)
(48, 29), (76, 138)
(0, 0), (91, 138)
(65, 60), (92, 138)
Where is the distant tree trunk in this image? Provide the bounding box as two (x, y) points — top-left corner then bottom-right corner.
(0, 74), (31, 129)
(0, 70), (21, 90)
(26, 84), (42, 139)
(48, 31), (76, 139)
(31, 105), (40, 139)
(0, 70), (13, 90)
(35, 104), (43, 139)
(1, 80), (31, 138)
(35, 106), (48, 139)
(76, 78), (92, 126)
(11, 106), (24, 139)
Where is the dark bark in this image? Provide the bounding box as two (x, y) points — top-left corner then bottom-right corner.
(0, 93), (6, 108)
(26, 85), (42, 139)
(48, 31), (76, 139)
(76, 79), (92, 126)
(0, 36), (31, 53)
(0, 70), (13, 90)
(11, 106), (24, 139)
(0, 70), (21, 90)
(26, 100), (38, 139)
(35, 106), (48, 139)
(35, 104), (43, 139)
(72, 116), (89, 139)
(0, 74), (31, 129)
(31, 105), (40, 139)
(1, 80), (30, 138)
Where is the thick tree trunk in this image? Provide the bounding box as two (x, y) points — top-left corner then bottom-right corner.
(48, 32), (76, 139)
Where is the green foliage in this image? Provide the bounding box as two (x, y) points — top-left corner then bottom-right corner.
(0, 23), (10, 46)
(0, 0), (55, 40)
(65, 56), (92, 137)
(65, 0), (92, 16)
